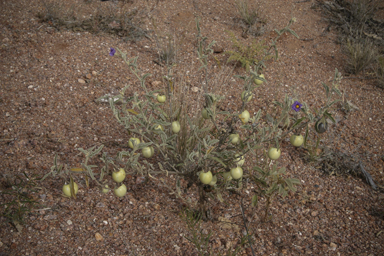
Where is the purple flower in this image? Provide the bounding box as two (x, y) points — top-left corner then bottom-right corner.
(291, 101), (302, 112)
(109, 48), (116, 56)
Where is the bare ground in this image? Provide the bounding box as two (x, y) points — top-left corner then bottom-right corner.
(0, 0), (383, 255)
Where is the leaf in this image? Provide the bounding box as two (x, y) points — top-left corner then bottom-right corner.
(333, 87), (342, 97)
(70, 167), (84, 173)
(278, 185), (288, 197)
(254, 109), (261, 122)
(324, 111), (336, 123)
(127, 109), (139, 115)
(292, 117), (306, 129)
(70, 177), (76, 199)
(251, 195), (258, 207)
(274, 101), (283, 108)
(285, 178), (300, 192)
(287, 28), (299, 39)
(207, 155), (226, 167)
(322, 82), (329, 98)
(277, 167), (286, 174)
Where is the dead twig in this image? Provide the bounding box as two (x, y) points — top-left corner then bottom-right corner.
(240, 198), (255, 256)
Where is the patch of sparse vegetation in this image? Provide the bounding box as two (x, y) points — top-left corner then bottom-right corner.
(315, 0), (384, 83)
(374, 55), (384, 88)
(37, 0), (148, 41)
(234, 0), (267, 36)
(343, 38), (378, 74)
(0, 172), (41, 230)
(225, 31), (270, 72)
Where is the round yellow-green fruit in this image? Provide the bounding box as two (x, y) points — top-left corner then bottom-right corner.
(157, 95), (166, 103)
(230, 166), (243, 180)
(172, 121), (181, 134)
(241, 91), (252, 102)
(209, 175), (217, 186)
(63, 182), (78, 197)
(101, 185), (110, 194)
(128, 138), (140, 149)
(235, 153), (245, 166)
(202, 108), (210, 119)
(254, 74), (265, 85)
(142, 146), (154, 158)
(290, 135), (304, 147)
(268, 148), (281, 160)
(114, 184), (127, 197)
(199, 171), (213, 185)
(239, 110), (250, 124)
(229, 134), (240, 145)
(154, 124), (164, 134)
(112, 168), (126, 183)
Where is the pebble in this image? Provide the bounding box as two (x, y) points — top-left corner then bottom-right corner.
(92, 71), (97, 76)
(151, 81), (161, 86)
(86, 74), (92, 79)
(95, 232), (103, 241)
(67, 220), (73, 225)
(78, 78), (86, 84)
(330, 242), (337, 250)
(311, 211), (319, 217)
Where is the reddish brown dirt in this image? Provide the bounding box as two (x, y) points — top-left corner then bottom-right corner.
(0, 0), (383, 255)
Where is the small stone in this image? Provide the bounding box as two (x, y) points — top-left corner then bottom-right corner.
(78, 79), (86, 84)
(92, 71), (97, 76)
(329, 242), (337, 250)
(191, 86), (199, 92)
(86, 74), (92, 79)
(151, 81), (161, 86)
(213, 45), (224, 53)
(313, 230), (319, 236)
(67, 220), (73, 225)
(311, 211), (318, 217)
(136, 176), (146, 185)
(95, 232), (103, 241)
(96, 202), (105, 208)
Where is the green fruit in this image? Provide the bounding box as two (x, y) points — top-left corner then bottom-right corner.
(209, 175), (217, 186)
(290, 135), (304, 147)
(199, 171), (213, 184)
(254, 74), (265, 85)
(114, 184), (127, 197)
(101, 185), (110, 194)
(229, 134), (240, 145)
(112, 168), (126, 183)
(223, 172), (233, 181)
(268, 148), (281, 160)
(239, 110), (250, 124)
(157, 95), (166, 103)
(172, 121), (181, 134)
(202, 108), (210, 119)
(63, 182), (78, 197)
(241, 91), (252, 102)
(154, 124), (164, 134)
(128, 138), (140, 149)
(235, 154), (245, 166)
(142, 146), (154, 158)
(230, 167), (243, 180)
